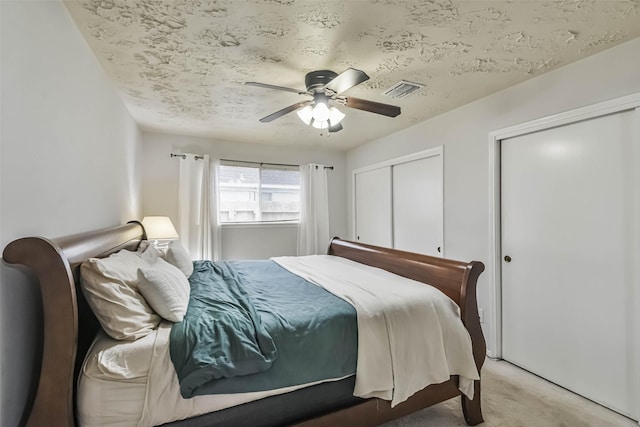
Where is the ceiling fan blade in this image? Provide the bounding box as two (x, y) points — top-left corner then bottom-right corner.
(245, 81), (307, 95)
(344, 97), (401, 118)
(324, 68), (369, 95)
(328, 123), (343, 133)
(259, 101), (312, 123)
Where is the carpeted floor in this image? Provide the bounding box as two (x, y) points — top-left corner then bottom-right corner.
(382, 359), (637, 427)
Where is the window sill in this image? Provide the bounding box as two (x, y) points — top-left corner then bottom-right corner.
(221, 222), (299, 229)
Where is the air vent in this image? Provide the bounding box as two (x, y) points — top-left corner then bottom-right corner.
(382, 80), (424, 99)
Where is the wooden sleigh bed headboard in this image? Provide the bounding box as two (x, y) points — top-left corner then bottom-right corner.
(3, 222), (486, 427)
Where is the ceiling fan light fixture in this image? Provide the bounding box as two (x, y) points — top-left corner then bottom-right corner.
(296, 105), (313, 125)
(298, 103), (343, 130)
(311, 102), (331, 122)
(311, 119), (329, 129)
(328, 107), (345, 126)
(300, 104), (344, 130)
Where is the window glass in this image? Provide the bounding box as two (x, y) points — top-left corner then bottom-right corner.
(219, 163), (300, 223)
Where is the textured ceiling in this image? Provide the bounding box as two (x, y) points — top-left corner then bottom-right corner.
(64, 0), (640, 150)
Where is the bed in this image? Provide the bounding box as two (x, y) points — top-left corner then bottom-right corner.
(2, 221), (486, 427)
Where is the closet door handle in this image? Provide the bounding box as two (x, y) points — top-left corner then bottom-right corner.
(504, 255), (512, 263)
(437, 247), (441, 253)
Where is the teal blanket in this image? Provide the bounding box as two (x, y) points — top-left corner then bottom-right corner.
(170, 260), (358, 398)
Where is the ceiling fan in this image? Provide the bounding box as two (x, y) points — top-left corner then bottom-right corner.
(245, 68), (401, 133)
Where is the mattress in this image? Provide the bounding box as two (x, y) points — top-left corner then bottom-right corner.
(78, 324), (347, 427)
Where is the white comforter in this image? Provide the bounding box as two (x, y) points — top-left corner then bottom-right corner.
(272, 255), (480, 406)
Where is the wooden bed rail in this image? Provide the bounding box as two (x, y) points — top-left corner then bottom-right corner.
(326, 238), (486, 426)
(328, 238), (486, 371)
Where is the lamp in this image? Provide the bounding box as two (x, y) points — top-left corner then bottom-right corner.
(296, 99), (345, 130)
(141, 216), (179, 248)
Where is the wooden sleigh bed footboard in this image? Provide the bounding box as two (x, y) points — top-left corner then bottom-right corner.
(2, 222), (486, 427)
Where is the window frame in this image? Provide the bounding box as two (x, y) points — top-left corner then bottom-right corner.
(218, 160), (301, 225)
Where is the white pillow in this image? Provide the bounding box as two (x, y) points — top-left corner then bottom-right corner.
(165, 240), (194, 278)
(81, 249), (161, 340)
(137, 258), (190, 322)
(137, 240), (163, 264)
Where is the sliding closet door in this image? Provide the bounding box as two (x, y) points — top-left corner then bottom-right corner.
(354, 167), (392, 247)
(392, 156), (443, 257)
(354, 148), (444, 255)
(501, 110), (636, 418)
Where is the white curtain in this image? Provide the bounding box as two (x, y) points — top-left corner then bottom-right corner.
(297, 163), (330, 256)
(177, 154), (221, 261)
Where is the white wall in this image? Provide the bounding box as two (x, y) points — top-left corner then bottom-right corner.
(141, 132), (348, 260)
(0, 2), (142, 425)
(221, 225), (299, 260)
(346, 37), (640, 356)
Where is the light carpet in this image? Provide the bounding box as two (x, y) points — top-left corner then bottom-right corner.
(382, 359), (637, 427)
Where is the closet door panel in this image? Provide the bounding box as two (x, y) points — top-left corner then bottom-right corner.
(354, 167), (392, 247)
(501, 110), (636, 417)
(392, 156), (443, 257)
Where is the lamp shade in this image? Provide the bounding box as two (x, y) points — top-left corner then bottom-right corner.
(296, 105), (313, 125)
(311, 102), (331, 122)
(142, 216), (179, 240)
(328, 107), (345, 125)
(312, 120), (329, 129)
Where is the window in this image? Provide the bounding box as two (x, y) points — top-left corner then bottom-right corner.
(218, 161), (301, 224)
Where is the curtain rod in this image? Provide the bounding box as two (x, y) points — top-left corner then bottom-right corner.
(170, 153), (204, 160)
(221, 159), (334, 170)
(170, 153), (333, 170)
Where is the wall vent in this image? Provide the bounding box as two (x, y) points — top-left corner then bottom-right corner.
(382, 80), (424, 99)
